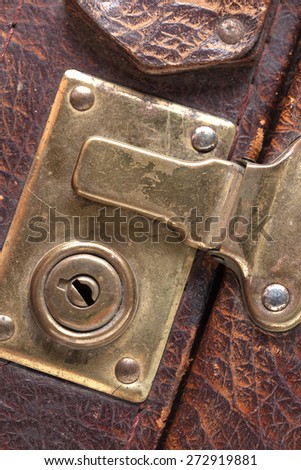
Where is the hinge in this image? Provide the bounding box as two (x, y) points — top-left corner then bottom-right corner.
(0, 70), (299, 402)
(75, 131), (301, 333)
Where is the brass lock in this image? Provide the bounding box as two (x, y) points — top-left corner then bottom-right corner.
(31, 242), (137, 349)
(1, 70), (299, 403)
(1, 70), (234, 402)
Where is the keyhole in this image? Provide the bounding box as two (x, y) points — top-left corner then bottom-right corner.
(60, 275), (100, 308)
(72, 279), (95, 307)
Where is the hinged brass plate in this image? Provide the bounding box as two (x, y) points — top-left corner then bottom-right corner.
(72, 98), (301, 333)
(0, 71), (235, 402)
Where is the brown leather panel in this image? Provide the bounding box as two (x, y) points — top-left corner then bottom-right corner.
(71, 0), (271, 74)
(0, 0), (300, 450)
(165, 271), (301, 450)
(165, 1), (301, 450)
(265, 59), (301, 162)
(0, 361), (139, 450)
(231, 0), (301, 162)
(0, 0), (23, 57)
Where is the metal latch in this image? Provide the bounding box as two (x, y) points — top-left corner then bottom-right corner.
(74, 132), (301, 333)
(0, 70), (300, 402)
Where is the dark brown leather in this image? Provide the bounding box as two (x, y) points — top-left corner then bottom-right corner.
(232, 1), (301, 163)
(71, 0), (271, 74)
(164, 3), (301, 450)
(0, 0), (23, 60)
(266, 58), (301, 162)
(0, 360), (140, 450)
(164, 272), (301, 450)
(1, 0), (301, 450)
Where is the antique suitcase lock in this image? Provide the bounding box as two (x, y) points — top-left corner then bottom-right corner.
(0, 70), (300, 402)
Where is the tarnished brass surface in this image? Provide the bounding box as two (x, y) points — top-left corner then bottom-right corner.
(74, 119), (301, 332)
(0, 70), (236, 402)
(74, 136), (243, 251)
(220, 140), (301, 332)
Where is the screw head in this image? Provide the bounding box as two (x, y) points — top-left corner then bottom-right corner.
(70, 85), (95, 111)
(262, 284), (290, 312)
(0, 315), (15, 341)
(191, 126), (218, 153)
(217, 18), (245, 45)
(115, 357), (140, 384)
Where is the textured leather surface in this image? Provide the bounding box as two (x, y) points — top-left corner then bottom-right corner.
(0, 360), (139, 450)
(71, 0), (271, 73)
(0, 0), (301, 450)
(231, 0), (301, 163)
(164, 2), (301, 450)
(0, 1), (23, 47)
(165, 271), (301, 450)
(266, 56), (301, 162)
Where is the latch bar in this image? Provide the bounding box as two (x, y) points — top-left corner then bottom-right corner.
(73, 136), (244, 251)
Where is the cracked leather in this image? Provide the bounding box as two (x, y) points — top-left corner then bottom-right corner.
(165, 270), (301, 449)
(0, 0), (301, 450)
(70, 0), (271, 73)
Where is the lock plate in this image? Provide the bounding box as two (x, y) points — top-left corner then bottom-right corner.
(0, 70), (235, 402)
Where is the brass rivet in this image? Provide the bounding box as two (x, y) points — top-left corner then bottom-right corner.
(217, 18), (245, 45)
(115, 357), (140, 384)
(262, 284), (290, 312)
(70, 86), (95, 111)
(191, 126), (218, 153)
(0, 315), (15, 341)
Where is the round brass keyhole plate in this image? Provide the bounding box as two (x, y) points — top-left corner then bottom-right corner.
(30, 242), (138, 349)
